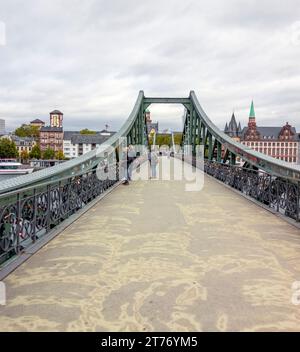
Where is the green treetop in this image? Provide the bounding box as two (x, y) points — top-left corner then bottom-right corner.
(0, 138), (18, 158)
(80, 129), (96, 135)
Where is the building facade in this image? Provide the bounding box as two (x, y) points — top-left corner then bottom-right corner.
(39, 110), (64, 152)
(145, 109), (159, 135)
(11, 136), (37, 156)
(63, 130), (115, 159)
(40, 127), (64, 152)
(240, 102), (299, 164)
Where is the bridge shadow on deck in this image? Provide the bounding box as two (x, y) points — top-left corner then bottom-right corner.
(0, 158), (300, 332)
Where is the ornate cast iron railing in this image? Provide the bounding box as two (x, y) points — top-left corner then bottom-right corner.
(203, 160), (300, 222)
(0, 165), (119, 266)
(1, 90), (300, 266)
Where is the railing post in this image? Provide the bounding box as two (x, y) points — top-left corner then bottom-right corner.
(58, 181), (62, 219)
(46, 184), (51, 233)
(276, 179), (280, 213)
(217, 142), (222, 162)
(32, 188), (37, 242)
(16, 192), (21, 254)
(66, 178), (70, 216)
(208, 133), (213, 161)
(80, 177), (84, 209)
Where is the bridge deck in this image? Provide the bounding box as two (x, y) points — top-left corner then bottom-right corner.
(1, 158), (300, 331)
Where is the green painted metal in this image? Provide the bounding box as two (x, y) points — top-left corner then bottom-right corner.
(1, 90), (300, 196)
(208, 133), (213, 161)
(223, 149), (230, 164)
(189, 91), (300, 180)
(230, 152), (236, 165)
(143, 97), (190, 105)
(249, 100), (255, 119)
(0, 91), (145, 194)
(217, 141), (222, 162)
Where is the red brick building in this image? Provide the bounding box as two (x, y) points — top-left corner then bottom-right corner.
(39, 110), (64, 152)
(39, 127), (63, 152)
(240, 102), (299, 164)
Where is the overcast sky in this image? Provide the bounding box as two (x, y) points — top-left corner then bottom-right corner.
(1, 0), (300, 132)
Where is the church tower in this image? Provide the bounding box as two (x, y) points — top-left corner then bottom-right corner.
(50, 110), (63, 128)
(248, 101), (256, 128)
(245, 101), (260, 140)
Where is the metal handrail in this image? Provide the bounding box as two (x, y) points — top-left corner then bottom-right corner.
(1, 90), (300, 195)
(190, 91), (300, 180)
(0, 91), (145, 194)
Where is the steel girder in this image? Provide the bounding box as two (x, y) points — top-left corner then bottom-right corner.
(1, 90), (300, 196)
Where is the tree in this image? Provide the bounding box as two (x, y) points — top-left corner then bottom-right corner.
(20, 150), (29, 162)
(15, 124), (40, 139)
(0, 138), (18, 158)
(55, 150), (65, 160)
(42, 148), (55, 160)
(156, 134), (171, 147)
(29, 144), (41, 159)
(174, 133), (183, 145)
(80, 128), (96, 135)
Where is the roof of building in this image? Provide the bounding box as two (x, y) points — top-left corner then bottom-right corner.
(63, 130), (116, 141)
(241, 126), (298, 140)
(224, 113), (242, 137)
(249, 101), (255, 119)
(230, 113), (238, 131)
(30, 119), (45, 124)
(40, 126), (63, 132)
(50, 110), (63, 115)
(63, 131), (81, 140)
(70, 133), (115, 145)
(11, 135), (36, 142)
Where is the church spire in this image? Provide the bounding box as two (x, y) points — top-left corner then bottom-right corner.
(248, 100), (257, 129)
(224, 122), (228, 133)
(249, 100), (255, 119)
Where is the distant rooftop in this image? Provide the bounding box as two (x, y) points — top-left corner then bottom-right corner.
(30, 119), (45, 124)
(11, 135), (36, 142)
(50, 110), (63, 115)
(64, 130), (116, 141)
(241, 126), (298, 140)
(70, 132), (116, 144)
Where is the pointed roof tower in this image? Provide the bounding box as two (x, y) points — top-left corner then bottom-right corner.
(238, 121), (242, 133)
(229, 112), (238, 131)
(248, 100), (257, 129)
(224, 122), (229, 133)
(249, 100), (255, 119)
